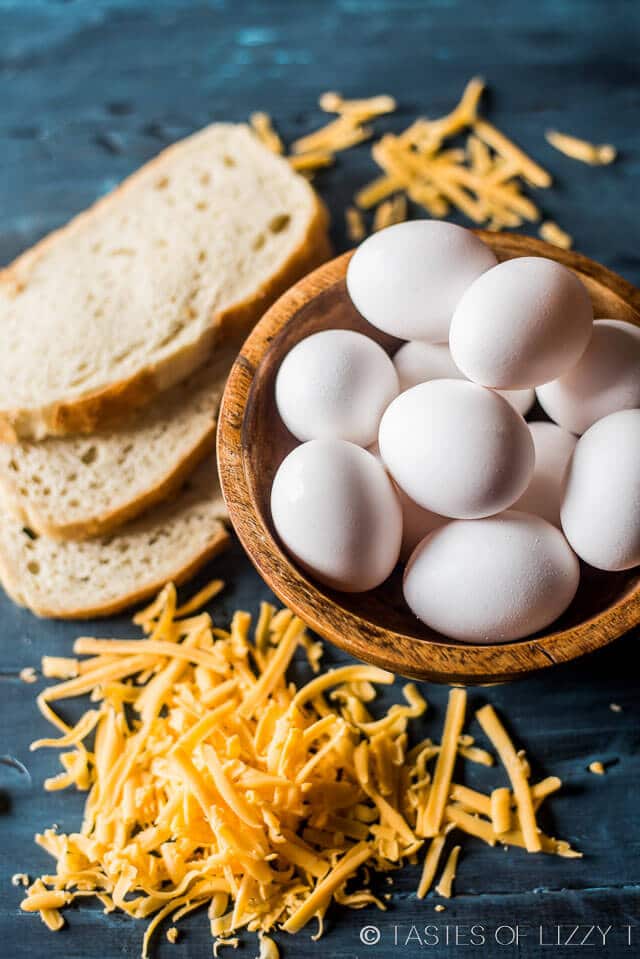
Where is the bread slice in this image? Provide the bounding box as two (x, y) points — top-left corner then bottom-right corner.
(0, 346), (235, 540)
(0, 124), (330, 442)
(0, 454), (228, 619)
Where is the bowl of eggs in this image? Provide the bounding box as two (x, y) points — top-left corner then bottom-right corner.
(217, 223), (640, 684)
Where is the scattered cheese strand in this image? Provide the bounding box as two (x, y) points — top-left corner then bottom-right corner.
(416, 835), (446, 899)
(20, 582), (579, 956)
(292, 116), (373, 156)
(345, 206), (366, 243)
(289, 150), (335, 173)
(421, 688), (466, 836)
(41, 656), (79, 680)
(319, 92), (397, 122)
(539, 220), (573, 250)
(473, 119), (552, 188)
(250, 113), (284, 155)
(250, 84), (614, 246)
(490, 787), (512, 834)
(476, 705), (541, 853)
(546, 129), (617, 165)
(373, 194), (407, 232)
(357, 77), (555, 230)
(435, 845), (461, 898)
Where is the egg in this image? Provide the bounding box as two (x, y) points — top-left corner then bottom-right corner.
(497, 387), (536, 417)
(561, 408), (640, 571)
(393, 340), (534, 414)
(449, 256), (593, 389)
(275, 329), (398, 447)
(368, 440), (445, 558)
(513, 422), (577, 527)
(346, 221), (497, 343)
(403, 511), (580, 642)
(396, 485), (446, 560)
(393, 341), (461, 390)
(536, 319), (640, 434)
(378, 379), (534, 519)
(270, 439), (402, 591)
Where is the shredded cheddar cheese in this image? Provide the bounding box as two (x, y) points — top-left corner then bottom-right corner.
(421, 688), (466, 837)
(490, 787), (512, 835)
(20, 583), (580, 956)
(289, 150), (335, 173)
(250, 83), (615, 248)
(41, 656), (79, 680)
(345, 206), (366, 243)
(476, 705), (541, 853)
(250, 112), (284, 156)
(356, 77), (555, 231)
(546, 130), (617, 166)
(539, 220), (573, 250)
(373, 193), (407, 232)
(435, 844), (461, 898)
(416, 835), (446, 899)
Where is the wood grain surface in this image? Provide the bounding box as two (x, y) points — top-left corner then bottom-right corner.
(1, 1), (639, 957)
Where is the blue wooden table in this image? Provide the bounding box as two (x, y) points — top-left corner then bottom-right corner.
(1, 2), (638, 957)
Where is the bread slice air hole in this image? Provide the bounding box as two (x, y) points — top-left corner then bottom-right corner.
(80, 446), (98, 466)
(269, 213), (291, 234)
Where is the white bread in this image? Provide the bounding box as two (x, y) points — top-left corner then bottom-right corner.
(0, 124), (330, 442)
(0, 453), (228, 619)
(0, 347), (235, 540)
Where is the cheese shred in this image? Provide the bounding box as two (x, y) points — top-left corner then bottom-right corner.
(19, 583), (579, 956)
(476, 705), (541, 853)
(539, 220), (573, 250)
(545, 129), (617, 166)
(435, 844), (461, 899)
(355, 77), (556, 231)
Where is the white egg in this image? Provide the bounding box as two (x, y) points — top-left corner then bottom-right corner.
(368, 440), (446, 559)
(403, 511), (580, 642)
(496, 387), (535, 417)
(396, 485), (446, 559)
(378, 379), (534, 519)
(393, 340), (534, 413)
(537, 319), (640, 434)
(513, 422), (577, 527)
(450, 256), (593, 389)
(393, 341), (461, 390)
(275, 329), (398, 447)
(561, 408), (640, 571)
(346, 221), (497, 343)
(271, 439), (402, 591)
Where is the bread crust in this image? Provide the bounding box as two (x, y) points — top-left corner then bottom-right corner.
(0, 521), (229, 619)
(0, 420), (218, 541)
(0, 132), (331, 443)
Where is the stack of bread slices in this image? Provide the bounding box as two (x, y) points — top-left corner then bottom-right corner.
(0, 124), (330, 618)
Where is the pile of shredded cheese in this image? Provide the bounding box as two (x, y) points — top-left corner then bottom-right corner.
(21, 581), (580, 957)
(250, 81), (617, 252)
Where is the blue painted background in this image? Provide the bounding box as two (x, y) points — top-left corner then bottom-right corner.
(0, 2), (639, 957)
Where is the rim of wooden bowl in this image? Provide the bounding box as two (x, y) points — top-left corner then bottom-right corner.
(217, 232), (640, 684)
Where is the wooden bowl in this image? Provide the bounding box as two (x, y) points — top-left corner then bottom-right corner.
(217, 233), (640, 684)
